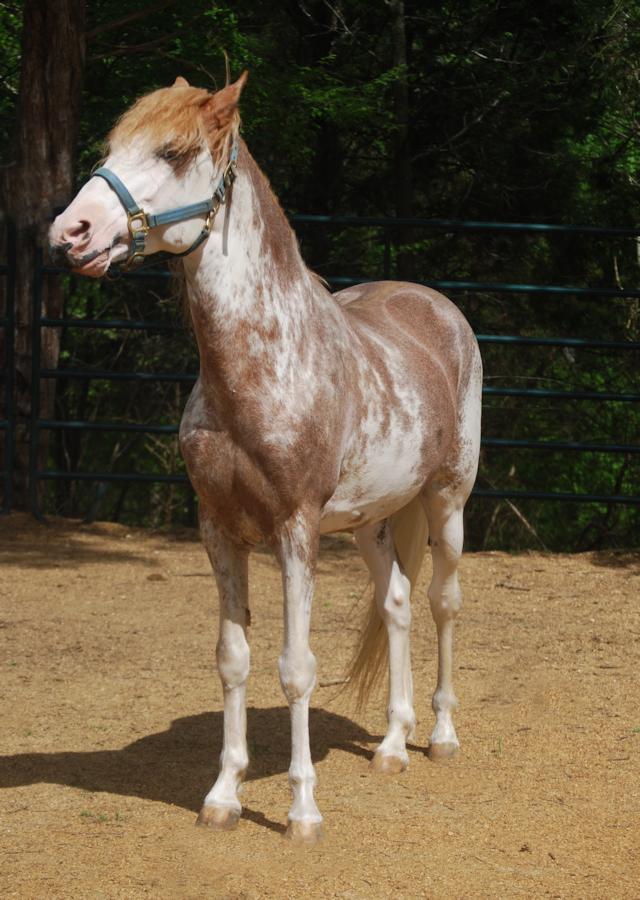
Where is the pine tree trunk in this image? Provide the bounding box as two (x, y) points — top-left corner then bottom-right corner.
(1, 0), (86, 511)
(387, 0), (414, 281)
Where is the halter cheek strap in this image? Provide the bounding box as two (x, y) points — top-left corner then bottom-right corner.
(92, 138), (239, 275)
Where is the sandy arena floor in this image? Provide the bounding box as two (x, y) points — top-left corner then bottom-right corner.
(1, 512), (639, 899)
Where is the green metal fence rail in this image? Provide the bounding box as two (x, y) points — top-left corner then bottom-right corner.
(23, 216), (640, 521)
(0, 223), (15, 515)
(29, 252), (188, 522)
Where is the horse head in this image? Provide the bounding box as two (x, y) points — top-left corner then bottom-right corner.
(48, 73), (247, 278)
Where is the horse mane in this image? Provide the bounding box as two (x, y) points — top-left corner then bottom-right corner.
(107, 84), (241, 175)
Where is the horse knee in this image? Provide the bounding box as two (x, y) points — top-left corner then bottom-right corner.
(379, 569), (411, 631)
(216, 636), (250, 688)
(381, 597), (411, 631)
(427, 578), (461, 623)
(278, 647), (317, 701)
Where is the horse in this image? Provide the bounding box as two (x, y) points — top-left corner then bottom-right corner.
(49, 73), (482, 845)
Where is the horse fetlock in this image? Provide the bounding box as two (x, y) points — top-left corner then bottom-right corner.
(287, 778), (322, 839)
(202, 775), (243, 811)
(288, 766), (318, 794)
(219, 752), (248, 780)
(386, 702), (416, 735)
(375, 714), (413, 769)
(432, 686), (458, 716)
(429, 693), (459, 757)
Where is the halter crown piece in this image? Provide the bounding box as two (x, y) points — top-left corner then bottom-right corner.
(92, 138), (239, 277)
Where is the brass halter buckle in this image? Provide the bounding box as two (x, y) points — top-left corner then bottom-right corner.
(124, 209), (151, 270)
(127, 209), (150, 238)
(223, 158), (237, 187)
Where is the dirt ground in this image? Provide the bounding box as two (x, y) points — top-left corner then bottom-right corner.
(1, 512), (639, 900)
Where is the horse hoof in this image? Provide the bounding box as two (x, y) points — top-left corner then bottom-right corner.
(369, 753), (407, 774)
(428, 742), (459, 761)
(195, 806), (240, 830)
(284, 820), (324, 845)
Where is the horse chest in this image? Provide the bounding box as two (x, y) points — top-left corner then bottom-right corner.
(179, 380), (343, 536)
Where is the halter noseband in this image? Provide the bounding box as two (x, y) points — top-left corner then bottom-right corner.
(92, 138), (239, 276)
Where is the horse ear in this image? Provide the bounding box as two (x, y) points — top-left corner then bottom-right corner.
(173, 76), (189, 88)
(203, 71), (248, 129)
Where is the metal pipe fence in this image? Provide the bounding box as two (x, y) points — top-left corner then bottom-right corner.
(29, 255), (188, 521)
(6, 215), (640, 521)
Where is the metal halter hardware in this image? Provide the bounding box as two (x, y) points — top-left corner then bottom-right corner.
(92, 138), (239, 275)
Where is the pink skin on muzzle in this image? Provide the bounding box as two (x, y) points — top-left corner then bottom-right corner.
(48, 173), (133, 277)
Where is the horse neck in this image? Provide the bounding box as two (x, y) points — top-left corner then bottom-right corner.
(184, 142), (330, 359)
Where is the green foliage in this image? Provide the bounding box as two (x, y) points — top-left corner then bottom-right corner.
(0, 2), (21, 160)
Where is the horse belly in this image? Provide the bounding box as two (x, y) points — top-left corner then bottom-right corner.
(319, 422), (437, 533)
(321, 318), (459, 533)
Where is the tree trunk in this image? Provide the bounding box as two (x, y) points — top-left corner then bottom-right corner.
(387, 0), (414, 281)
(1, 0), (86, 511)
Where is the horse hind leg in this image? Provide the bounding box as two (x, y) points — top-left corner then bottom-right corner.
(196, 516), (251, 830)
(420, 484), (470, 761)
(422, 343), (481, 760)
(353, 516), (417, 774)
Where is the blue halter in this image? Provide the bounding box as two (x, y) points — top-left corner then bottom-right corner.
(92, 138), (239, 275)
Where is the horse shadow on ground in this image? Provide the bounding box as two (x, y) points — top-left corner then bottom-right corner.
(0, 707), (425, 831)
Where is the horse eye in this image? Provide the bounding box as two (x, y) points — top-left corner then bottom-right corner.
(156, 145), (180, 163)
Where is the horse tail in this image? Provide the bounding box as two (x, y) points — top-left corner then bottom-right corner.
(347, 496), (429, 710)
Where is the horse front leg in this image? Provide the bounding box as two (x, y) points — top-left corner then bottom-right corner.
(273, 513), (323, 845)
(196, 515), (251, 830)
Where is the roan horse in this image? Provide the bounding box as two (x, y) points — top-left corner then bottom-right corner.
(49, 74), (482, 844)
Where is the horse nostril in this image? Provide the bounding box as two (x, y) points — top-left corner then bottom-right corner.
(63, 220), (91, 243)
